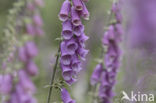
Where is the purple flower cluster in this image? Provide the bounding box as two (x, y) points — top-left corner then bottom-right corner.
(26, 0), (44, 36)
(18, 41), (39, 76)
(1, 0), (44, 102)
(91, 63), (115, 103)
(59, 0), (89, 85)
(90, 2), (123, 103)
(7, 70), (37, 103)
(6, 25), (39, 103)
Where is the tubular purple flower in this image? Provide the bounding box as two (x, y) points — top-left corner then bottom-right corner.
(26, 60), (38, 76)
(100, 71), (109, 86)
(72, 0), (83, 11)
(78, 33), (89, 48)
(70, 54), (82, 72)
(78, 33), (89, 43)
(77, 47), (89, 61)
(71, 57), (82, 73)
(73, 24), (84, 36)
(62, 20), (73, 40)
(61, 88), (76, 103)
(25, 41), (38, 58)
(61, 65), (73, 81)
(90, 63), (104, 86)
(59, 0), (71, 21)
(81, 2), (90, 20)
(61, 65), (76, 84)
(71, 7), (81, 26)
(18, 70), (36, 94)
(60, 53), (72, 66)
(66, 38), (78, 55)
(99, 85), (114, 103)
(98, 70), (115, 103)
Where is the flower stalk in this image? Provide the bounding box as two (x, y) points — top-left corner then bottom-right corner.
(90, 1), (123, 103)
(46, 42), (61, 103)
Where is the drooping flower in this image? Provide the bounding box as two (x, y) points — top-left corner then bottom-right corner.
(90, 63), (103, 86)
(61, 88), (76, 103)
(72, 0), (83, 11)
(25, 41), (38, 58)
(26, 60), (39, 76)
(18, 70), (36, 94)
(59, 0), (71, 22)
(62, 19), (73, 40)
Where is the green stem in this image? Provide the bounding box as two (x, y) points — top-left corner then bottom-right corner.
(46, 44), (61, 103)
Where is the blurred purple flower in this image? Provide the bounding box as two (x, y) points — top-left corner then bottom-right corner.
(25, 41), (38, 58)
(26, 60), (38, 76)
(0, 74), (13, 95)
(90, 2), (123, 102)
(18, 70), (36, 93)
(33, 13), (43, 27)
(90, 63), (104, 86)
